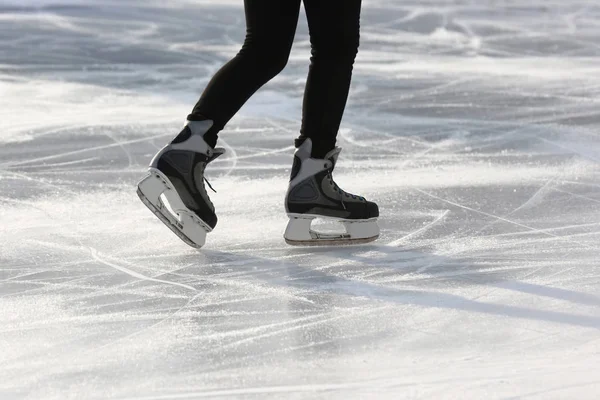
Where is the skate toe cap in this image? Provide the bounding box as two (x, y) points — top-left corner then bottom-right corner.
(366, 201), (379, 218)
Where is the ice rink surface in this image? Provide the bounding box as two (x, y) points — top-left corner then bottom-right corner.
(1, 1), (600, 399)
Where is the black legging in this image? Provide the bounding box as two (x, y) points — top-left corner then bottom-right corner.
(188, 0), (362, 158)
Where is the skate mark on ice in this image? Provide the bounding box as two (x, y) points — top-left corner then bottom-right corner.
(455, 233), (600, 255)
(376, 265), (530, 284)
(216, 137), (237, 178)
(339, 125), (434, 149)
(195, 275), (315, 306)
(0, 131), (171, 169)
(15, 157), (99, 170)
(560, 179), (600, 189)
(471, 175), (561, 238)
(0, 169), (78, 195)
(103, 130), (134, 168)
(503, 380), (600, 400)
(387, 209), (450, 246)
(185, 306), (392, 376)
(199, 249), (600, 332)
(175, 296), (277, 314)
(539, 137), (600, 163)
(327, 277), (600, 329)
(481, 222), (600, 238)
(90, 293), (201, 353)
(185, 313), (336, 348)
(113, 377), (415, 400)
(413, 188), (597, 251)
(89, 247), (197, 292)
(491, 281), (600, 308)
(508, 177), (558, 215)
(151, 256), (316, 306)
(223, 145), (296, 162)
(371, 77), (477, 107)
(0, 273), (112, 300)
(4, 239), (191, 299)
(466, 256), (600, 308)
(203, 325), (415, 376)
(553, 188), (600, 205)
(339, 128), (436, 164)
(213, 119), (296, 174)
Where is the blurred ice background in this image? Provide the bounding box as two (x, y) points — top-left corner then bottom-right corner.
(1, 1), (600, 399)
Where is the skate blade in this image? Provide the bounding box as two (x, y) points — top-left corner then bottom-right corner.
(284, 235), (379, 247)
(136, 169), (211, 249)
(284, 214), (379, 247)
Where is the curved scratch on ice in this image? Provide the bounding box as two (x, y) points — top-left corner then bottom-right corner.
(89, 247), (197, 292)
(388, 209), (450, 247)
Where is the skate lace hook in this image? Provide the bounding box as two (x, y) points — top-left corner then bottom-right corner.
(204, 177), (217, 193)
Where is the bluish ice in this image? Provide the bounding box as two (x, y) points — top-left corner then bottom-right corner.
(1, 1), (600, 399)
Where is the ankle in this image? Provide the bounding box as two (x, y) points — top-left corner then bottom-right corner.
(186, 120), (218, 148)
(295, 137), (335, 159)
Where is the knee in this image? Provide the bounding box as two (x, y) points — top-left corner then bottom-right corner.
(264, 51), (290, 77)
(239, 36), (291, 79)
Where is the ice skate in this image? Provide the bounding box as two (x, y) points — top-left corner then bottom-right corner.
(284, 139), (379, 246)
(136, 121), (225, 248)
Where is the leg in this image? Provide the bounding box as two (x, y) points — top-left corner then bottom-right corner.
(298, 0), (362, 158)
(283, 139), (379, 246)
(284, 3), (378, 246)
(189, 0), (302, 147)
(140, 1), (302, 248)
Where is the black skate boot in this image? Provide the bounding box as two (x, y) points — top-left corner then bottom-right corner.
(136, 120), (225, 248)
(284, 139), (379, 246)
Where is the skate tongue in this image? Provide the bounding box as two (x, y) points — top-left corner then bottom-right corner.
(295, 138), (313, 160)
(295, 139), (341, 166)
(208, 148), (226, 163)
(323, 147), (342, 167)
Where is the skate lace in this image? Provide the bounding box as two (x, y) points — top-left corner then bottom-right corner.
(204, 177), (216, 193)
(202, 150), (222, 194)
(197, 163), (217, 212)
(326, 168), (363, 211)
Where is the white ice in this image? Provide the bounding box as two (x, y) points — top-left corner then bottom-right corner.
(1, 1), (600, 399)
